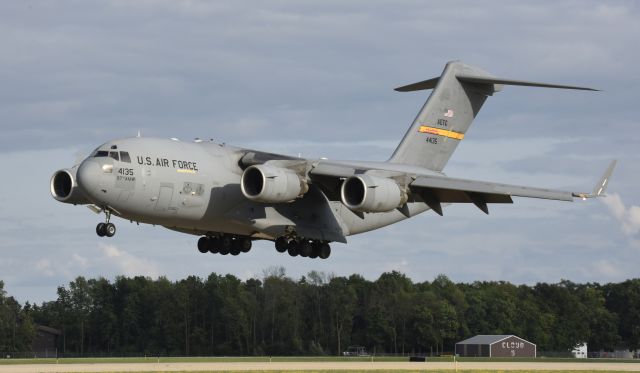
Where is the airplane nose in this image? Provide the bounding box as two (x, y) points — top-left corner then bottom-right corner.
(76, 159), (100, 195)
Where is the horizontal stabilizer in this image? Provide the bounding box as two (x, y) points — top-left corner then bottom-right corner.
(394, 77), (440, 92)
(393, 75), (598, 93)
(456, 75), (599, 91)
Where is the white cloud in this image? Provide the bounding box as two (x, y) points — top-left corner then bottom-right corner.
(590, 260), (622, 278)
(602, 193), (640, 236)
(72, 254), (89, 269)
(99, 244), (160, 278)
(34, 259), (55, 277)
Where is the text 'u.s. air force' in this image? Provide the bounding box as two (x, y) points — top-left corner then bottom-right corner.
(136, 156), (198, 171)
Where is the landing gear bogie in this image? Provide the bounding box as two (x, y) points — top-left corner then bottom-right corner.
(275, 237), (331, 260)
(197, 235), (252, 256)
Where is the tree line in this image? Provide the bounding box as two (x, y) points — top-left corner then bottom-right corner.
(1, 271), (639, 356)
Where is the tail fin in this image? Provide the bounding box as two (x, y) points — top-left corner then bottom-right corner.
(388, 61), (597, 172)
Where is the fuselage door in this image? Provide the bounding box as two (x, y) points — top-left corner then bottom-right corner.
(155, 183), (174, 212)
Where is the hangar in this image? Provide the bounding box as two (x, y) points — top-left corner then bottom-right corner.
(455, 335), (536, 357)
(31, 325), (61, 358)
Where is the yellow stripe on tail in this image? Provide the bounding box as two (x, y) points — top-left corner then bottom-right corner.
(418, 125), (465, 140)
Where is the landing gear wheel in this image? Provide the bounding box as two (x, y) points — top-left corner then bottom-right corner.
(197, 237), (209, 253)
(275, 237), (288, 253)
(220, 236), (232, 251)
(309, 242), (320, 259)
(230, 239), (242, 256)
(319, 243), (331, 259)
(287, 240), (299, 257)
(299, 241), (313, 257)
(208, 237), (220, 254)
(96, 223), (106, 237)
(104, 223), (116, 237)
(96, 210), (115, 238)
(240, 238), (252, 253)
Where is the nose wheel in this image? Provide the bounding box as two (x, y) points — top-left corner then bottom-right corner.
(96, 209), (116, 237)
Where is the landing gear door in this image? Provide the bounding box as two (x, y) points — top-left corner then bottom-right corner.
(155, 183), (174, 212)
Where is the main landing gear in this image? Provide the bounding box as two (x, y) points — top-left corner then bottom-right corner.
(96, 209), (116, 237)
(275, 237), (331, 259)
(197, 235), (252, 256)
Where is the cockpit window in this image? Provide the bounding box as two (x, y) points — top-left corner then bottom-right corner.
(109, 152), (119, 161)
(120, 152), (131, 163)
(94, 151), (108, 157)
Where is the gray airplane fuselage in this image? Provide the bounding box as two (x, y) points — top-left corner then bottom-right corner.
(72, 137), (425, 243)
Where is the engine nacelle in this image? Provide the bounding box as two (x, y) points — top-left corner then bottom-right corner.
(241, 165), (308, 203)
(50, 168), (89, 205)
(341, 175), (407, 213)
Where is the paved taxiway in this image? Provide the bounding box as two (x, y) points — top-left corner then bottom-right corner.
(2, 361), (640, 372)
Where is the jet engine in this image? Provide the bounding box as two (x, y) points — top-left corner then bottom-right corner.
(241, 165), (308, 203)
(50, 168), (89, 205)
(341, 175), (407, 213)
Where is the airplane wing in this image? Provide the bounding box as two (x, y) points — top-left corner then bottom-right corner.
(411, 159), (616, 215)
(308, 160), (617, 215)
(239, 148), (616, 216)
(409, 175), (568, 215)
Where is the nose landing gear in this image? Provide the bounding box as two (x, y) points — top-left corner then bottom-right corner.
(96, 209), (116, 237)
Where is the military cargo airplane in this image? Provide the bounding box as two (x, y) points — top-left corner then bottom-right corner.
(51, 61), (616, 259)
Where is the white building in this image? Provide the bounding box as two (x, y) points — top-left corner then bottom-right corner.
(572, 343), (587, 359)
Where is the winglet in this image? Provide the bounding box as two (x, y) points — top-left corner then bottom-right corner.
(573, 160), (617, 200)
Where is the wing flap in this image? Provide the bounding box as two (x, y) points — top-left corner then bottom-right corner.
(310, 162), (357, 178)
(411, 175), (575, 202)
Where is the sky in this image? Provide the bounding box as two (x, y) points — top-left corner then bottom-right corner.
(1, 0), (639, 304)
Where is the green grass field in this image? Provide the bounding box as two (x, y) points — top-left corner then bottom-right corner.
(109, 369), (626, 373)
(23, 369), (626, 373)
(0, 370), (635, 373)
(1, 355), (640, 365)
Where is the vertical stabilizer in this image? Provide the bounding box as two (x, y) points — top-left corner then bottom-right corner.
(388, 61), (596, 171)
(388, 61), (496, 171)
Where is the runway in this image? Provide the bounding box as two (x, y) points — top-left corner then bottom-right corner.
(2, 361), (640, 372)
